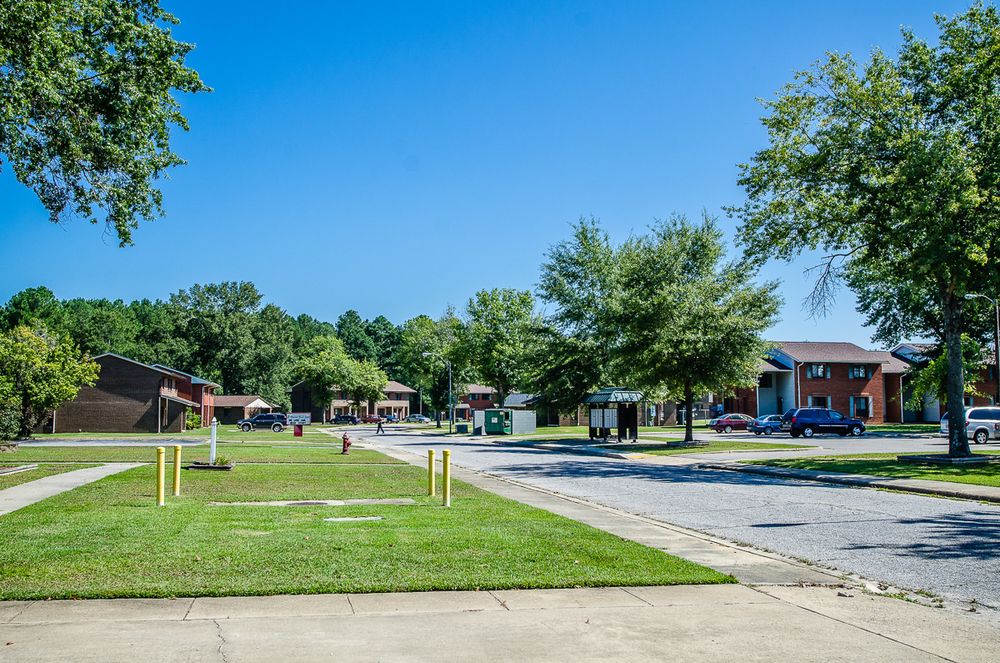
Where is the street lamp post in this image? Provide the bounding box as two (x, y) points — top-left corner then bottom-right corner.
(422, 352), (453, 434)
(968, 293), (1000, 403)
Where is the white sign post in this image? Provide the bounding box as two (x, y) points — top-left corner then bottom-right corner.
(210, 417), (218, 464)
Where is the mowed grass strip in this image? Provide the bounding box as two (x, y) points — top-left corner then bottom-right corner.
(5, 444), (400, 464)
(0, 464), (99, 490)
(746, 452), (1000, 487)
(0, 463), (732, 600)
(610, 439), (810, 455)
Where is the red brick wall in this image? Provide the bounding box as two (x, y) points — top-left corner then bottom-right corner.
(796, 362), (885, 424)
(52, 356), (183, 433)
(729, 388), (758, 417)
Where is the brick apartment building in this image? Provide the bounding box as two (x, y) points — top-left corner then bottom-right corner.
(45, 354), (201, 434)
(456, 384), (497, 420)
(152, 364), (219, 427)
(287, 380), (416, 422)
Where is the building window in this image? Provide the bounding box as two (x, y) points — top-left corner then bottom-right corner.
(850, 365), (867, 379)
(224, 408), (231, 417)
(759, 373), (773, 388)
(965, 396), (974, 406)
(807, 364), (827, 378)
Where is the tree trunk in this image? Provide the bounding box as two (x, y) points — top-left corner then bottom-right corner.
(942, 289), (971, 457)
(684, 380), (694, 443)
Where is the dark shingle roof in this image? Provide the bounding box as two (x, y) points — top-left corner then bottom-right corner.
(777, 342), (889, 364)
(580, 387), (645, 403)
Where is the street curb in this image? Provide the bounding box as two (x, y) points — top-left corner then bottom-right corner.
(696, 460), (1000, 504)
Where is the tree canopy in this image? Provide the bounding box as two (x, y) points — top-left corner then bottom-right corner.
(0, 324), (99, 439)
(0, 0), (210, 245)
(729, 2), (1000, 456)
(536, 215), (781, 440)
(465, 288), (537, 408)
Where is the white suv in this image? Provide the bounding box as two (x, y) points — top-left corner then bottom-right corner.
(939, 407), (1000, 444)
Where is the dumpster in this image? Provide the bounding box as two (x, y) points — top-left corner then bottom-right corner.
(484, 409), (512, 435)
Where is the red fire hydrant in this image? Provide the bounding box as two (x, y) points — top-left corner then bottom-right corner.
(341, 432), (351, 455)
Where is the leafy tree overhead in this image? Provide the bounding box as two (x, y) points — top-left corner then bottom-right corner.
(465, 288), (538, 409)
(293, 336), (354, 420)
(903, 336), (985, 411)
(729, 3), (1000, 456)
(0, 324), (99, 439)
(0, 0), (210, 245)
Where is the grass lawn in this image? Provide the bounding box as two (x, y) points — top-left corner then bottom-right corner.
(746, 452), (1000, 487)
(0, 464), (99, 490)
(1, 444), (401, 465)
(864, 423), (940, 434)
(0, 458), (732, 600)
(605, 439), (810, 455)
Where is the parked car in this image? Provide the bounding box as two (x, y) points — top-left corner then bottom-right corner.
(383, 415), (399, 423)
(404, 414), (431, 424)
(330, 414), (359, 425)
(711, 413), (754, 433)
(782, 408), (864, 438)
(940, 407), (1000, 444)
(360, 414), (383, 424)
(748, 414), (784, 436)
(237, 412), (287, 433)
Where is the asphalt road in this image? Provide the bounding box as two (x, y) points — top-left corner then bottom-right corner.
(365, 428), (1000, 609)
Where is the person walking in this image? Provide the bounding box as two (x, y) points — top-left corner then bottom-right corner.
(376, 417), (385, 434)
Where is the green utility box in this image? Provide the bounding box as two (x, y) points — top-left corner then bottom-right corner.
(484, 409), (512, 435)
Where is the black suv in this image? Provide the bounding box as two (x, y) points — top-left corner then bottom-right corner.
(782, 408), (865, 438)
(237, 413), (287, 432)
(330, 414), (359, 425)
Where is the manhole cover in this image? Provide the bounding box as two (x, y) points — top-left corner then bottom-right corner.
(324, 516), (383, 522)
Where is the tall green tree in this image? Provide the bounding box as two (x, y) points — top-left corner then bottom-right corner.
(0, 287), (65, 333)
(366, 315), (402, 379)
(396, 310), (470, 419)
(0, 324), (99, 439)
(537, 215), (781, 441)
(0, 0), (210, 245)
(336, 310), (377, 363)
(465, 288), (538, 408)
(293, 336), (354, 419)
(729, 3), (1000, 456)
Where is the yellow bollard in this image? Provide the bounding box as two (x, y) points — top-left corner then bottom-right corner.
(173, 445), (181, 496)
(443, 449), (450, 507)
(156, 447), (165, 507)
(427, 449), (435, 496)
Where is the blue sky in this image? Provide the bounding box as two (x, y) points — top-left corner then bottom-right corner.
(0, 1), (972, 347)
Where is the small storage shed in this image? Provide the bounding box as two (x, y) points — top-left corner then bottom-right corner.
(582, 387), (644, 442)
(473, 408), (537, 436)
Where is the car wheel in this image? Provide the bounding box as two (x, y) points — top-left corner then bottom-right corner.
(724, 425), (733, 433)
(241, 423), (252, 432)
(802, 426), (815, 438)
(851, 425), (863, 437)
(272, 423), (283, 433)
(764, 427), (772, 436)
(975, 429), (989, 445)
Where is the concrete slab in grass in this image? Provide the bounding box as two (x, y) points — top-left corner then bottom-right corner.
(10, 597), (195, 624)
(488, 586), (649, 610)
(624, 584), (779, 606)
(347, 590), (504, 615)
(186, 594), (354, 620)
(761, 585), (1000, 661)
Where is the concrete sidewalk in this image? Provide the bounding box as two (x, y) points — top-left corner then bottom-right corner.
(0, 463), (142, 515)
(2, 583), (998, 662)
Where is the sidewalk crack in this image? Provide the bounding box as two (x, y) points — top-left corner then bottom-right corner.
(212, 620), (229, 662)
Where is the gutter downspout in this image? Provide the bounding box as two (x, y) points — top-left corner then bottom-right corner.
(795, 362), (801, 409)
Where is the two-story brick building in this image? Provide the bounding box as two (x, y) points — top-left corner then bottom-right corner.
(45, 353), (201, 433)
(152, 364), (219, 427)
(288, 380), (416, 422)
(456, 384), (497, 420)
(728, 342), (897, 425)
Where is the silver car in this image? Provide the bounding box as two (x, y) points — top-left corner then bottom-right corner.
(939, 407), (1000, 445)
